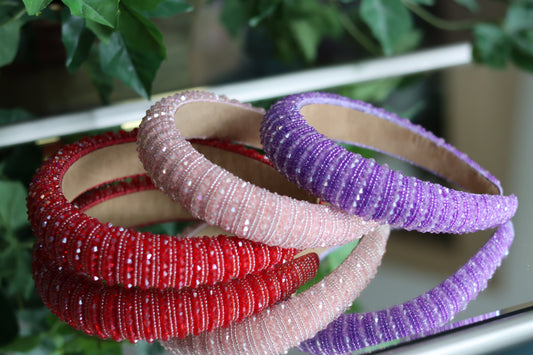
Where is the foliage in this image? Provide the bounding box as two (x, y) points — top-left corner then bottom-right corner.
(0, 109), (167, 354)
(0, 0), (192, 101)
(219, 0), (533, 71)
(1, 0), (532, 103)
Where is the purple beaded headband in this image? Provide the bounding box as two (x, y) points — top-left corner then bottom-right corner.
(299, 221), (514, 354)
(260, 92), (517, 234)
(137, 91), (379, 249)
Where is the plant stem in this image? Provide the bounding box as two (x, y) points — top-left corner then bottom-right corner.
(403, 0), (477, 31)
(337, 9), (382, 56)
(0, 8), (26, 27)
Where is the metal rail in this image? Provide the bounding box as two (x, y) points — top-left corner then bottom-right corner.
(0, 42), (472, 148)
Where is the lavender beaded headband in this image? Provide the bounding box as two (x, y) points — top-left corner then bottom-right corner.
(299, 221), (514, 354)
(137, 91), (379, 249)
(161, 224), (391, 355)
(260, 92), (517, 234)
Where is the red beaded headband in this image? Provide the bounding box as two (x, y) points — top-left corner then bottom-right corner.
(27, 131), (301, 290)
(28, 131), (320, 342)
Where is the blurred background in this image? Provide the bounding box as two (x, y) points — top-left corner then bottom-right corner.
(0, 0), (532, 354)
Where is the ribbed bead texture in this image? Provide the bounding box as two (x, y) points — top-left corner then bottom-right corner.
(299, 221), (514, 354)
(261, 92), (517, 234)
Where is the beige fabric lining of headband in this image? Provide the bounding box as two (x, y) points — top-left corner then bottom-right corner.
(302, 104), (498, 195)
(64, 142), (313, 228)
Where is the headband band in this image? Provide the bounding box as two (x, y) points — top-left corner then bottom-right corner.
(27, 131), (299, 290)
(137, 91), (379, 249)
(162, 224), (390, 354)
(29, 131), (319, 342)
(33, 239), (318, 343)
(299, 221), (514, 354)
(260, 92), (517, 233)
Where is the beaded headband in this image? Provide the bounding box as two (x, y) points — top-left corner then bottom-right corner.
(164, 222), (513, 354)
(33, 246), (318, 343)
(299, 221), (514, 354)
(137, 91), (379, 249)
(27, 131), (300, 290)
(161, 224), (391, 354)
(260, 92), (517, 234)
(29, 131), (319, 342)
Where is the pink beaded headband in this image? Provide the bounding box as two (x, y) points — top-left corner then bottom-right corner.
(161, 224), (391, 354)
(261, 92), (517, 234)
(137, 91), (379, 249)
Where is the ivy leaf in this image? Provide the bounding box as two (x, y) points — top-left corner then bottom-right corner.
(337, 77), (403, 103)
(504, 0), (533, 34)
(62, 0), (119, 28)
(86, 18), (114, 44)
(220, 0), (249, 37)
(249, 0), (282, 27)
(0, 290), (18, 347)
(0, 18), (25, 67)
(511, 46), (533, 72)
(0, 180), (28, 232)
(0, 335), (41, 353)
(86, 45), (114, 104)
(406, 0), (435, 5)
(99, 3), (165, 99)
(22, 0), (52, 15)
(142, 0), (193, 18)
(61, 10), (96, 72)
(360, 0), (414, 56)
(289, 19), (321, 63)
(453, 0), (478, 13)
(0, 108), (34, 126)
(473, 23), (511, 68)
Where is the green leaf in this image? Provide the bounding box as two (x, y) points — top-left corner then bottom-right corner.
(0, 18), (24, 67)
(0, 290), (19, 347)
(220, 0), (248, 37)
(61, 10), (96, 72)
(0, 108), (34, 125)
(289, 19), (321, 63)
(338, 77), (403, 103)
(504, 1), (533, 34)
(0, 180), (28, 232)
(360, 0), (414, 56)
(86, 45), (114, 104)
(22, 0), (52, 15)
(511, 45), (533, 72)
(99, 3), (165, 99)
(142, 0), (193, 18)
(86, 18), (114, 44)
(122, 0), (164, 12)
(0, 335), (42, 352)
(406, 0), (435, 5)
(248, 0), (281, 27)
(473, 23), (511, 68)
(62, 0), (119, 28)
(1, 143), (43, 186)
(453, 0), (478, 13)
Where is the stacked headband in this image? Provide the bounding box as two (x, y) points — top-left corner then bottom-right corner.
(29, 89), (516, 354)
(136, 91), (379, 249)
(28, 131), (319, 342)
(260, 92), (517, 233)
